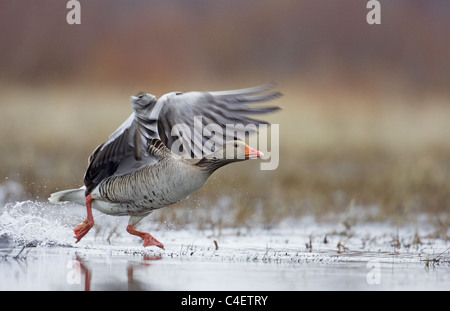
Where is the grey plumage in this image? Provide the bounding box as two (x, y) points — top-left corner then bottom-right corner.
(83, 83), (281, 194)
(49, 84), (281, 248)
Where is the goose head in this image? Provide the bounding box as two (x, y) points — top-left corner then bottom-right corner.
(196, 140), (263, 173)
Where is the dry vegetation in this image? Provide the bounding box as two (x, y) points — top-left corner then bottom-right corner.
(1, 82), (449, 230)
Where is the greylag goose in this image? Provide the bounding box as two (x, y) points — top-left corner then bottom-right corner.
(49, 84), (281, 249)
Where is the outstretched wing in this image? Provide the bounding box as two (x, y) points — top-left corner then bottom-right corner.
(83, 84), (282, 195)
(83, 93), (161, 195)
(156, 83), (281, 158)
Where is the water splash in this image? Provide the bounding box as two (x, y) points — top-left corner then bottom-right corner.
(0, 200), (76, 247)
(0, 180), (25, 206)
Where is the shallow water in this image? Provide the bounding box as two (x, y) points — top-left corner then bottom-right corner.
(0, 200), (449, 291)
(1, 245), (448, 291)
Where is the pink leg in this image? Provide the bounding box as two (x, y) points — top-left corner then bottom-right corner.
(126, 225), (165, 250)
(74, 194), (95, 243)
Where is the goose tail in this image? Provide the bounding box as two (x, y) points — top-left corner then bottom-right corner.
(49, 187), (86, 205)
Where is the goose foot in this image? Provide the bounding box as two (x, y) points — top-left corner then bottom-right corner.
(74, 194), (95, 243)
(126, 225), (165, 250)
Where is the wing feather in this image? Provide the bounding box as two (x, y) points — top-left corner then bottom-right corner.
(83, 94), (160, 194)
(83, 84), (281, 194)
(156, 84), (281, 158)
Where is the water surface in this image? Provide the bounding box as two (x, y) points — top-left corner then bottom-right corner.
(0, 201), (448, 291)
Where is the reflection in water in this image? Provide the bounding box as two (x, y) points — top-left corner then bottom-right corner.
(75, 254), (162, 291)
(74, 255), (92, 291)
(127, 255), (163, 291)
(0, 245), (449, 291)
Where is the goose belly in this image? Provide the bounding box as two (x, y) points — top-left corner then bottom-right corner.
(94, 165), (207, 215)
(90, 199), (132, 216)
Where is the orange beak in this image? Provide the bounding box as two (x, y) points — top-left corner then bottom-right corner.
(245, 145), (264, 159)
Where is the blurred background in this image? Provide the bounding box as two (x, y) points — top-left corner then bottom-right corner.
(0, 0), (449, 230)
